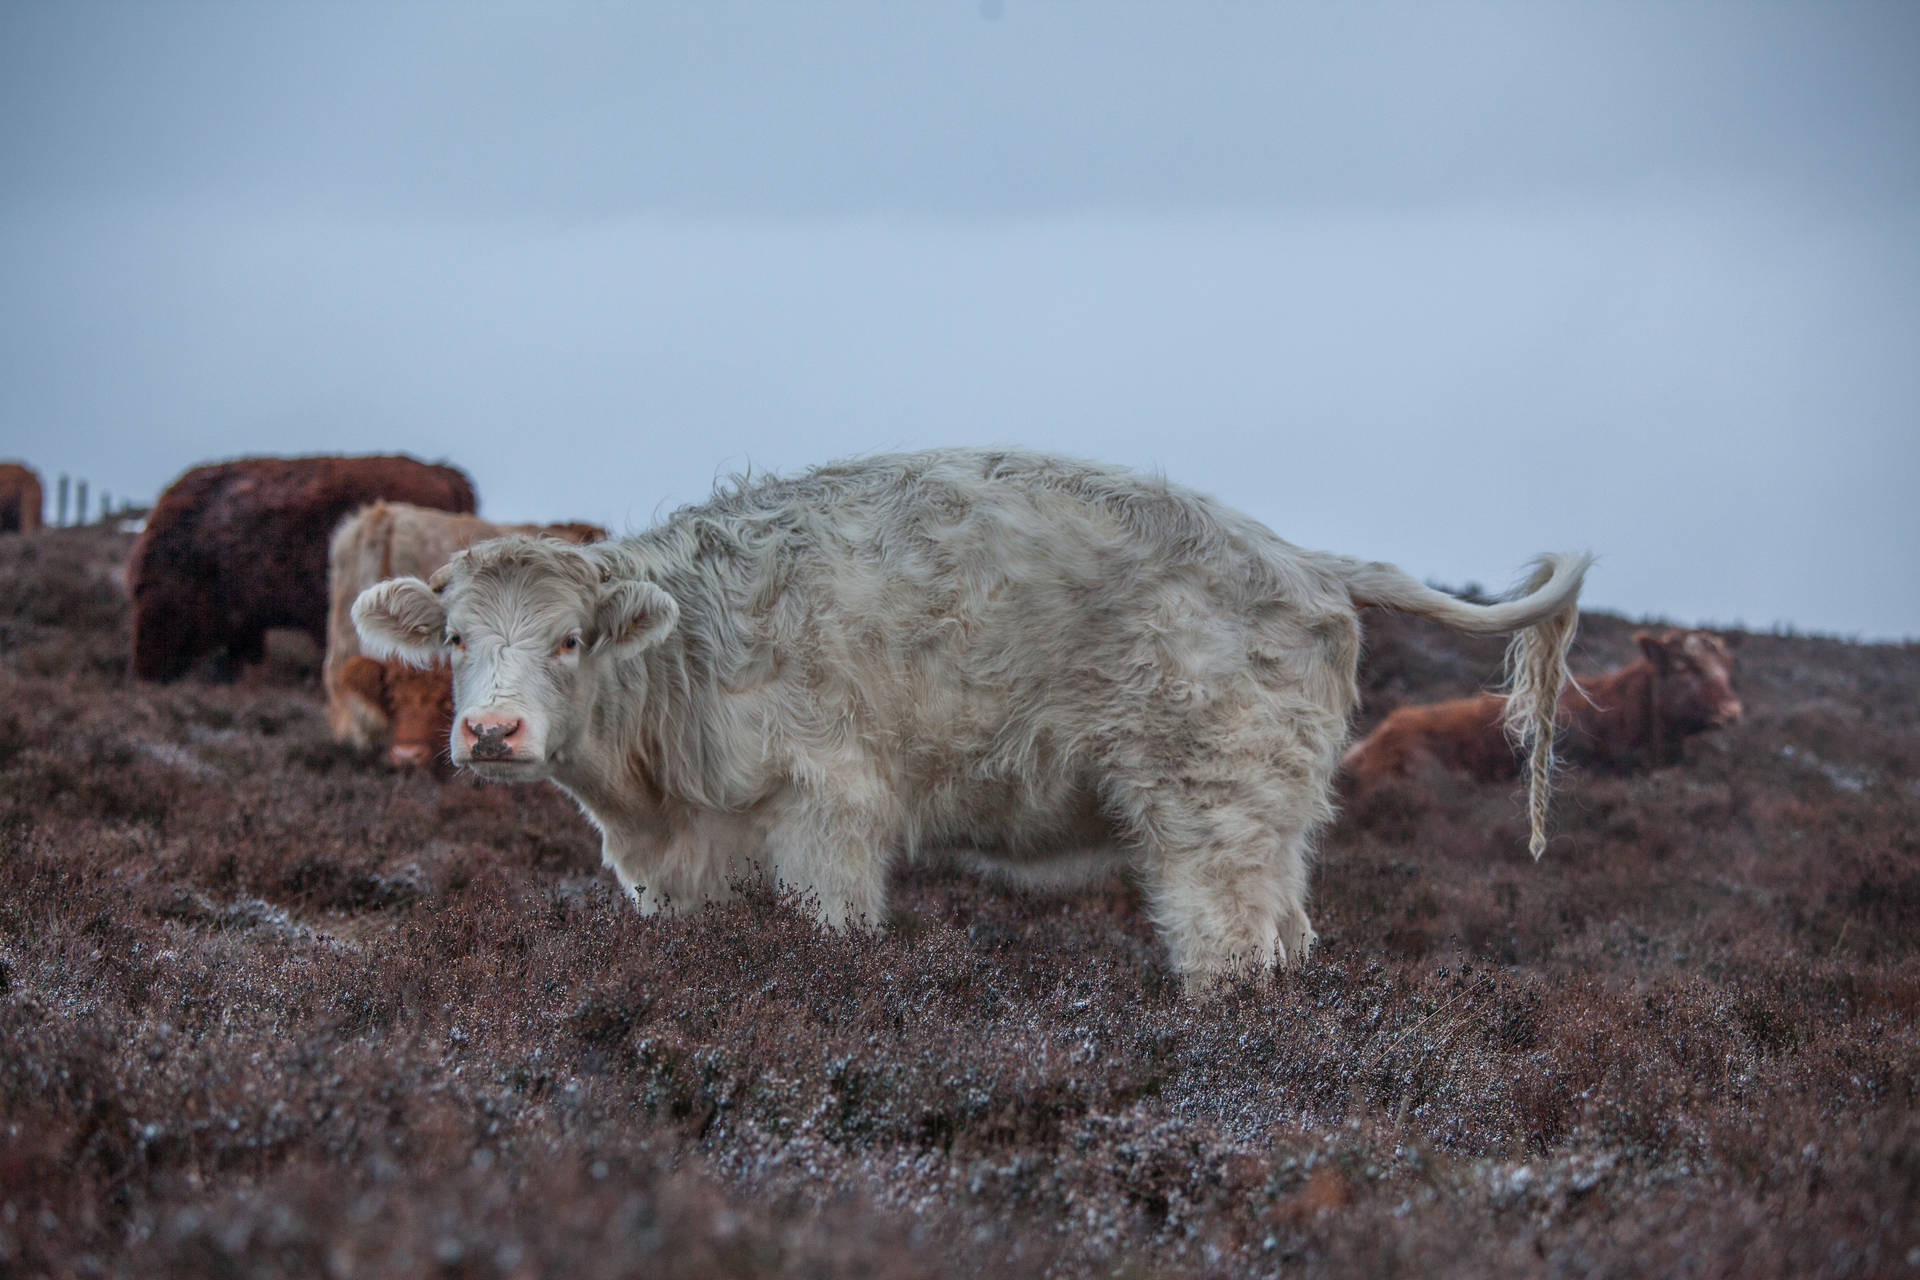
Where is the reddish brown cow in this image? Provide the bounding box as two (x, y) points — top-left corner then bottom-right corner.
(129, 456), (475, 681)
(324, 502), (605, 766)
(0, 463), (43, 533)
(1343, 628), (1743, 785)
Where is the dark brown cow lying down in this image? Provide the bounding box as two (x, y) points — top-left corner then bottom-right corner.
(0, 462), (43, 534)
(1343, 628), (1742, 785)
(129, 456), (475, 681)
(325, 502), (605, 766)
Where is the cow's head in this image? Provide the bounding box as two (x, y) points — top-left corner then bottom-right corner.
(1636, 628), (1743, 737)
(351, 536), (678, 781)
(337, 655), (456, 768)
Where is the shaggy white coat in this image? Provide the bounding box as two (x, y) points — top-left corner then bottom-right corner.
(355, 449), (1588, 979)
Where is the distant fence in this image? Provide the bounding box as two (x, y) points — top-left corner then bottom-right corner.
(49, 473), (144, 527)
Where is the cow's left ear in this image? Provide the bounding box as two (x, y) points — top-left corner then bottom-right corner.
(354, 578), (448, 668)
(596, 580), (680, 653)
(1634, 630), (1670, 671)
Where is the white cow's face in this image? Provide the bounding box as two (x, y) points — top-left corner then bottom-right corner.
(352, 537), (678, 780)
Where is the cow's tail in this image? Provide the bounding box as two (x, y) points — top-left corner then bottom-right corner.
(1335, 551), (1592, 859)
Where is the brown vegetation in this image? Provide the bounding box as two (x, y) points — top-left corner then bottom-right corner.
(3, 525), (1916, 1277)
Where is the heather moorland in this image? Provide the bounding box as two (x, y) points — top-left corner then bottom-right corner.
(2, 523), (1916, 1277)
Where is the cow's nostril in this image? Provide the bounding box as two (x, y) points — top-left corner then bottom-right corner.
(463, 717), (524, 760)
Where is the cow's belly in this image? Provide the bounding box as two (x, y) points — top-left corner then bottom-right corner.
(908, 767), (1120, 862)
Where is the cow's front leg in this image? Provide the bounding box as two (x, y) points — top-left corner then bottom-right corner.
(761, 780), (897, 931)
(598, 816), (750, 917)
(597, 822), (673, 912)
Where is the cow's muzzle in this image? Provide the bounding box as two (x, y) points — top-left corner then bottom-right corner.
(461, 714), (526, 762)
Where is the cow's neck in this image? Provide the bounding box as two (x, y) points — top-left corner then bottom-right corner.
(543, 655), (660, 825)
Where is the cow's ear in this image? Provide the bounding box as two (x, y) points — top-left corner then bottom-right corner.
(354, 578), (448, 668)
(596, 580), (679, 653)
(1634, 630), (1670, 671)
(339, 654), (388, 706)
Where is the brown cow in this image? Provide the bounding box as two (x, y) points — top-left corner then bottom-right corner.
(325, 502), (605, 765)
(1343, 628), (1742, 784)
(0, 463), (43, 533)
(129, 456), (475, 681)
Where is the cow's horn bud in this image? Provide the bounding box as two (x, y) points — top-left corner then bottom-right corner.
(427, 563), (454, 592)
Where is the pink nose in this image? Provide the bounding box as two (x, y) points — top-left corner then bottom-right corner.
(389, 742), (431, 767)
(460, 714), (525, 760)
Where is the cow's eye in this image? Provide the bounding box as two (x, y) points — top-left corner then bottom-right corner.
(557, 634), (582, 655)
(446, 633), (463, 650)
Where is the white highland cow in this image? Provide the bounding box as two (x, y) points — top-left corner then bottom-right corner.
(355, 449), (1587, 981)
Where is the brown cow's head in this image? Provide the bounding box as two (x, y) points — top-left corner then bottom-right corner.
(1637, 629), (1743, 738)
(338, 654), (455, 768)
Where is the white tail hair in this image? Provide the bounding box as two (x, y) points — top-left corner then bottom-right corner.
(1336, 550), (1592, 858)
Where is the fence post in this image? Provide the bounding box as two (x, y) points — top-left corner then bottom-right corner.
(57, 475), (70, 527)
(76, 480), (88, 526)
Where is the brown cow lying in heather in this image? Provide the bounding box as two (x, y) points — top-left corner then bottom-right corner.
(130, 455), (476, 681)
(326, 502), (605, 766)
(1342, 629), (1742, 791)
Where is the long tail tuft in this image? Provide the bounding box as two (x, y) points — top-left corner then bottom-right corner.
(1497, 558), (1582, 859)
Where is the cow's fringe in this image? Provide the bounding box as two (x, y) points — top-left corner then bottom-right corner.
(1498, 558), (1582, 859)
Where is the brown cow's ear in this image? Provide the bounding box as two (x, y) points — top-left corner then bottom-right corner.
(1635, 631), (1670, 670)
(339, 655), (387, 706)
(540, 522), (606, 545)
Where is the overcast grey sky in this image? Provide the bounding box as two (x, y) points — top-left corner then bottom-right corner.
(3, 2), (1916, 637)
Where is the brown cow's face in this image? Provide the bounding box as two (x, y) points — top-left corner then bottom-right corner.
(337, 654), (453, 767)
(383, 662), (455, 768)
(1638, 629), (1743, 737)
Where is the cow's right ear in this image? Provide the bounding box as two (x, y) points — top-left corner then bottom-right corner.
(1634, 630), (1670, 671)
(353, 578), (448, 668)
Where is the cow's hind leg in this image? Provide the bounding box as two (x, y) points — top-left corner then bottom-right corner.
(1111, 769), (1327, 985)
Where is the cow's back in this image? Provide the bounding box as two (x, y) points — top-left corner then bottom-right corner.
(605, 449), (1359, 825)
(131, 456), (475, 681)
(1343, 693), (1516, 784)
